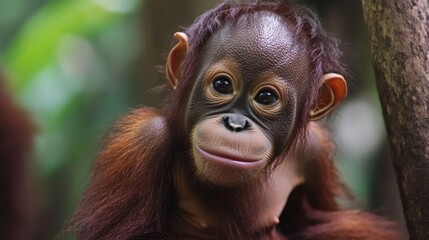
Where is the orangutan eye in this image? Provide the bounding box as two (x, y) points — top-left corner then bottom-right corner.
(212, 76), (233, 95)
(255, 89), (279, 105)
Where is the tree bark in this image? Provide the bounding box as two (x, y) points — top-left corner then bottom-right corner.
(361, 1), (429, 239)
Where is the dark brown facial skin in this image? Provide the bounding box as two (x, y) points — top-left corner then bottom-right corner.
(185, 12), (312, 186)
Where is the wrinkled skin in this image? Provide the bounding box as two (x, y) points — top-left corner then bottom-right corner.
(185, 12), (311, 186)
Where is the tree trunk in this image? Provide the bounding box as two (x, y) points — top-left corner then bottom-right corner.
(361, 1), (429, 239)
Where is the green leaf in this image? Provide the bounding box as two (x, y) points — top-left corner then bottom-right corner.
(2, 0), (139, 93)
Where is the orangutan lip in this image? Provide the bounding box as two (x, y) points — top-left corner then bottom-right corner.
(195, 145), (265, 169)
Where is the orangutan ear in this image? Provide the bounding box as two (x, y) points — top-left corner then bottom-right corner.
(166, 32), (189, 90)
(309, 73), (347, 120)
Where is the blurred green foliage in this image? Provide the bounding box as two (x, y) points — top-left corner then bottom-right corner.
(1, 0), (144, 238)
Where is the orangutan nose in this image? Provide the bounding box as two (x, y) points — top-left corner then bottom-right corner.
(221, 114), (251, 132)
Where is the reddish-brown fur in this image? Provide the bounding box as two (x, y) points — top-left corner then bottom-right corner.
(0, 74), (33, 240)
(70, 1), (401, 239)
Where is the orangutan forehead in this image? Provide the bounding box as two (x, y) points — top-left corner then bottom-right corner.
(229, 12), (299, 49)
(203, 12), (308, 74)
(202, 12), (310, 84)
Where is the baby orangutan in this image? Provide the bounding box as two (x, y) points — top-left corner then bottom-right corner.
(70, 1), (400, 239)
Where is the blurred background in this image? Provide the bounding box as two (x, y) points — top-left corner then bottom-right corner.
(0, 0), (406, 239)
